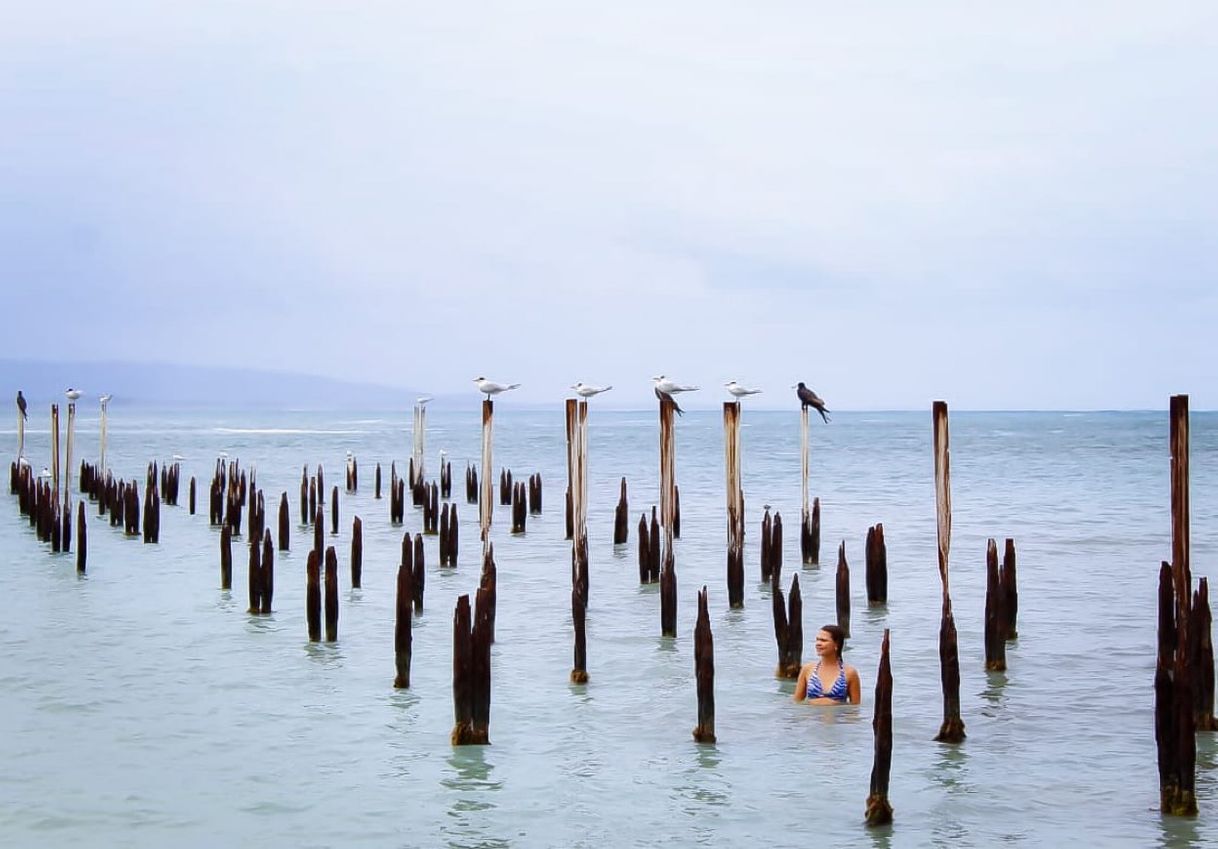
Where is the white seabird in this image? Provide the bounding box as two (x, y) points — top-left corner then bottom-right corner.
(474, 377), (521, 398)
(725, 381), (763, 399)
(652, 375), (699, 395)
(571, 382), (613, 399)
(98, 393), (112, 405)
(64, 388), (82, 401)
(416, 396), (433, 407)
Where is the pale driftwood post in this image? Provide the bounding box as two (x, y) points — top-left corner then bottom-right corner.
(658, 395), (677, 532)
(724, 402), (744, 609)
(99, 394), (109, 476)
(568, 398), (590, 681)
(64, 402), (76, 505)
(932, 400), (965, 743)
(865, 629), (894, 826)
(800, 406), (815, 564)
(692, 586), (716, 743)
(480, 400), (493, 540)
(16, 397), (26, 461)
(413, 402), (427, 487)
(50, 404), (61, 502)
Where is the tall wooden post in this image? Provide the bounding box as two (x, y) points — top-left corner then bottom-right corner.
(99, 394), (109, 476)
(932, 401), (965, 743)
(692, 586), (716, 743)
(658, 395), (677, 532)
(64, 402), (76, 503)
(413, 402), (426, 486)
(865, 629), (894, 826)
(568, 398), (590, 681)
(50, 404), (61, 502)
(800, 409), (819, 564)
(480, 400), (493, 540)
(724, 402), (744, 609)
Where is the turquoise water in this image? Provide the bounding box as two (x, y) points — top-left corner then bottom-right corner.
(2, 407), (1216, 847)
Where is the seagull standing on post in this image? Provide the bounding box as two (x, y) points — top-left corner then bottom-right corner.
(652, 375), (699, 416)
(724, 381), (763, 400)
(571, 382), (613, 399)
(794, 382), (831, 423)
(473, 377), (521, 398)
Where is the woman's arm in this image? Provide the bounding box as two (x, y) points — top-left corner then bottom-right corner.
(793, 664), (810, 703)
(846, 666), (861, 705)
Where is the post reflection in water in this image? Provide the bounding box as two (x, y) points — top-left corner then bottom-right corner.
(442, 746), (507, 849)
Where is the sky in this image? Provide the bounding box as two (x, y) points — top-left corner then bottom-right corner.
(2, 2), (1216, 410)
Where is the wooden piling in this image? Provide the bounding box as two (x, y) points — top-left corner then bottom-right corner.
(1002, 538), (1018, 639)
(802, 497), (821, 566)
(480, 401), (493, 539)
(984, 539), (1006, 671)
(1192, 578), (1216, 730)
(772, 513), (784, 587)
(614, 478), (629, 545)
(248, 532), (263, 614)
(324, 545), (339, 641)
(658, 394), (677, 532)
(724, 402), (744, 609)
(865, 524), (887, 605)
(649, 507), (661, 583)
(351, 516), (363, 589)
(51, 404), (60, 502)
(932, 401), (966, 743)
(220, 524), (232, 590)
(660, 529), (677, 638)
(308, 476), (317, 523)
(261, 530), (274, 614)
(375, 462), (382, 500)
(799, 406), (815, 565)
(393, 553), (414, 688)
(189, 476), (196, 515)
(277, 493), (289, 551)
(761, 508), (772, 582)
(571, 581), (588, 684)
(306, 550), (321, 641)
(836, 541), (851, 639)
(313, 505), (324, 565)
(413, 534), (426, 612)
(480, 542), (497, 644)
(75, 499), (86, 572)
(772, 573), (803, 678)
(451, 591), (493, 745)
(638, 512), (650, 583)
(692, 586), (716, 743)
(330, 486), (339, 535)
(865, 629), (894, 826)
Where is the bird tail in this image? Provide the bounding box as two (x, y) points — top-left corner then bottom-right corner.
(509, 383), (521, 390)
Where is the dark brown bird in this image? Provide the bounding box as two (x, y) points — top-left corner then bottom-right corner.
(795, 382), (830, 423)
(16, 390), (27, 421)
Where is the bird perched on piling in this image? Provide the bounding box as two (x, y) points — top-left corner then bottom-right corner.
(571, 382), (613, 399)
(416, 396), (433, 407)
(16, 390), (27, 420)
(652, 375), (699, 416)
(794, 382), (831, 423)
(724, 381), (763, 399)
(65, 388), (82, 401)
(473, 377), (521, 398)
(99, 393), (112, 406)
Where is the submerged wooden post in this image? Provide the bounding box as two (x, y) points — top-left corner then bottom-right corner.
(413, 401), (427, 488)
(330, 486), (339, 535)
(692, 586), (716, 743)
(393, 553), (414, 689)
(324, 546), (339, 641)
(480, 542), (498, 644)
(1192, 578), (1216, 730)
(614, 478), (629, 545)
(64, 401), (76, 510)
(451, 590), (493, 745)
(50, 404), (60, 502)
(278, 493), (290, 551)
(836, 541), (851, 639)
(247, 534), (263, 613)
(772, 573), (803, 678)
(772, 513), (783, 587)
(865, 629), (894, 826)
(189, 476), (196, 515)
(660, 528), (677, 638)
(724, 402), (744, 609)
(375, 462), (382, 500)
(1157, 394), (1197, 814)
(761, 508), (772, 582)
(658, 394), (677, 532)
(75, 499), (86, 572)
(351, 516), (363, 589)
(638, 512), (650, 583)
(932, 401), (966, 743)
(984, 539), (1007, 671)
(413, 534), (426, 612)
(866, 524), (887, 605)
(220, 524), (233, 590)
(799, 406), (816, 564)
(1002, 538), (1019, 639)
(568, 398), (590, 682)
(480, 400), (493, 539)
(261, 530), (274, 614)
(306, 550), (321, 642)
(803, 497), (821, 566)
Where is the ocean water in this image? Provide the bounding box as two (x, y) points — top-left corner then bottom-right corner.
(1, 407), (1215, 848)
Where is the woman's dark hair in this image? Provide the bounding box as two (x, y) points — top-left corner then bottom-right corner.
(820, 624), (846, 661)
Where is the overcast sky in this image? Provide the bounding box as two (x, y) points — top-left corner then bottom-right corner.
(2, 3), (1215, 409)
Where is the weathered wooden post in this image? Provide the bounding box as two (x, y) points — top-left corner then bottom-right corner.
(658, 395), (677, 533)
(75, 499), (86, 572)
(692, 586), (716, 743)
(247, 533), (263, 614)
(324, 545), (339, 641)
(649, 507), (661, 583)
(772, 513), (784, 586)
(480, 401), (493, 540)
(638, 512), (650, 583)
(261, 529), (274, 614)
(761, 508), (773, 582)
(866, 524), (887, 605)
(393, 551), (414, 689)
(330, 486), (339, 535)
(313, 505), (324, 565)
(16, 392), (26, 462)
(413, 534), (426, 612)
(1192, 578), (1216, 730)
(660, 528), (677, 638)
(220, 524), (233, 590)
(1002, 538), (1018, 639)
(351, 516), (363, 589)
(188, 476), (196, 515)
(375, 462), (382, 500)
(803, 497), (821, 566)
(932, 401), (966, 743)
(277, 493), (289, 551)
(568, 397), (590, 682)
(799, 406), (816, 565)
(772, 573), (803, 678)
(865, 629), (894, 826)
(724, 402), (745, 609)
(613, 478), (629, 545)
(984, 539), (1007, 671)
(64, 401), (76, 522)
(413, 401), (427, 488)
(50, 403), (60, 503)
(300, 467), (308, 525)
(451, 590), (493, 745)
(480, 542), (497, 644)
(1156, 394), (1198, 814)
(836, 541), (851, 639)
(306, 550), (321, 641)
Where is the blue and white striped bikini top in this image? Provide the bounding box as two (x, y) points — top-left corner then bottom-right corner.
(806, 662), (848, 702)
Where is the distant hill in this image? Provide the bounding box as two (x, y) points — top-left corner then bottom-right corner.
(0, 359), (429, 410)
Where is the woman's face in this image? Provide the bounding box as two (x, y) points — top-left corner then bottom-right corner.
(814, 629), (836, 658)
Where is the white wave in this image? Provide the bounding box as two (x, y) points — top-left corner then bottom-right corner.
(212, 427), (364, 435)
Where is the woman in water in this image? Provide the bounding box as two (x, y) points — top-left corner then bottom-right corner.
(793, 624), (861, 705)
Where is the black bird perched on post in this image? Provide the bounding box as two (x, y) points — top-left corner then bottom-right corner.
(16, 390), (27, 421)
(795, 382), (831, 423)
